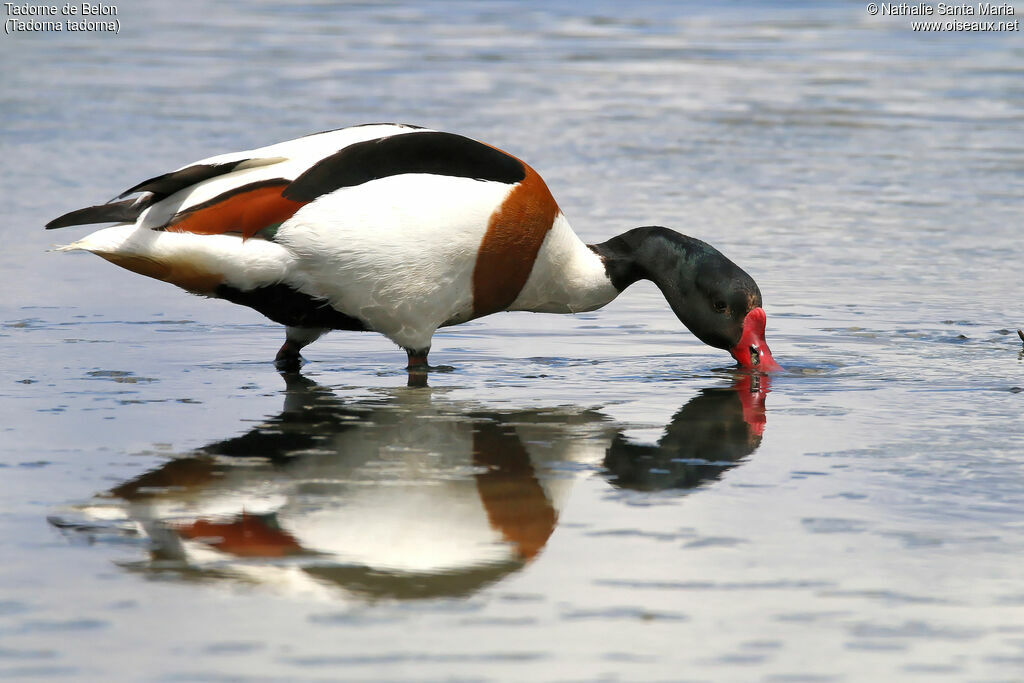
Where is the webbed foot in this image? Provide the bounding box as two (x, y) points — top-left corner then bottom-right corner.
(404, 347), (455, 373)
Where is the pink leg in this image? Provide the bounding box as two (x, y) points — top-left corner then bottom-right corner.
(405, 347), (430, 369)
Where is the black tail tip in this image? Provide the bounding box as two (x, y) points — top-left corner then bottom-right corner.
(45, 197), (147, 230)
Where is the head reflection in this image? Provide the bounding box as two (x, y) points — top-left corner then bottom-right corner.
(65, 373), (769, 599)
(603, 374), (769, 491)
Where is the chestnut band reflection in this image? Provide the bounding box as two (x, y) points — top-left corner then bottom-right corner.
(53, 373), (769, 600)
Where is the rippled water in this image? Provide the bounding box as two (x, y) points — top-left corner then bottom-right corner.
(2, 1), (1023, 680)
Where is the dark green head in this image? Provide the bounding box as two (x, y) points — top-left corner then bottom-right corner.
(592, 226), (780, 371)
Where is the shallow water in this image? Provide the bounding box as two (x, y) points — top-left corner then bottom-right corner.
(2, 1), (1024, 680)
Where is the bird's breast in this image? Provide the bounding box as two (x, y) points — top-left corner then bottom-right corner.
(275, 169), (567, 347)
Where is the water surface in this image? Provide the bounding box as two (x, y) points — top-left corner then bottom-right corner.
(2, 1), (1023, 680)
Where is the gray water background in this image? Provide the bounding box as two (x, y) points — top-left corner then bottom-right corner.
(1, 1), (1023, 680)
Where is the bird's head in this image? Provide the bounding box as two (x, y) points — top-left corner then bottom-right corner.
(688, 255), (780, 372)
(598, 227), (781, 372)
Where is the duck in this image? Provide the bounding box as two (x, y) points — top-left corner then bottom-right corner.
(46, 123), (780, 373)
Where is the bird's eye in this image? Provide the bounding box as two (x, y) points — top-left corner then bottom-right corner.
(749, 345), (760, 366)
(713, 300), (727, 313)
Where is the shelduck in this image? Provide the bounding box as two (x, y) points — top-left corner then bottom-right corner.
(47, 123), (780, 372)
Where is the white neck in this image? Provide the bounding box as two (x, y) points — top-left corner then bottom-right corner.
(508, 214), (620, 314)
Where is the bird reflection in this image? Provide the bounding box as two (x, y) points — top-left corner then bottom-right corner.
(603, 374), (769, 491)
(54, 372), (769, 600)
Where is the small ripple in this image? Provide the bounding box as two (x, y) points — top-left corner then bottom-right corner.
(2, 319), (45, 329)
(85, 370), (157, 384)
(848, 620), (981, 641)
(560, 606), (687, 622)
(496, 593), (545, 603)
(457, 616), (538, 627)
(774, 611), (852, 624)
(902, 662), (964, 673)
(875, 530), (944, 549)
(602, 651), (657, 662)
(199, 641), (266, 655)
(9, 618), (107, 635)
(682, 536), (746, 549)
(283, 651), (547, 666)
(0, 648), (56, 661)
(801, 518), (870, 534)
(0, 603), (28, 618)
(844, 641), (907, 652)
(307, 612), (405, 627)
(595, 579), (833, 591)
(821, 589), (953, 605)
(0, 666), (79, 679)
(584, 528), (683, 541)
(985, 654), (1024, 665)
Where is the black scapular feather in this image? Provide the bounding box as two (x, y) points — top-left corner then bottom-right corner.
(284, 132), (525, 202)
(116, 161), (248, 200)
